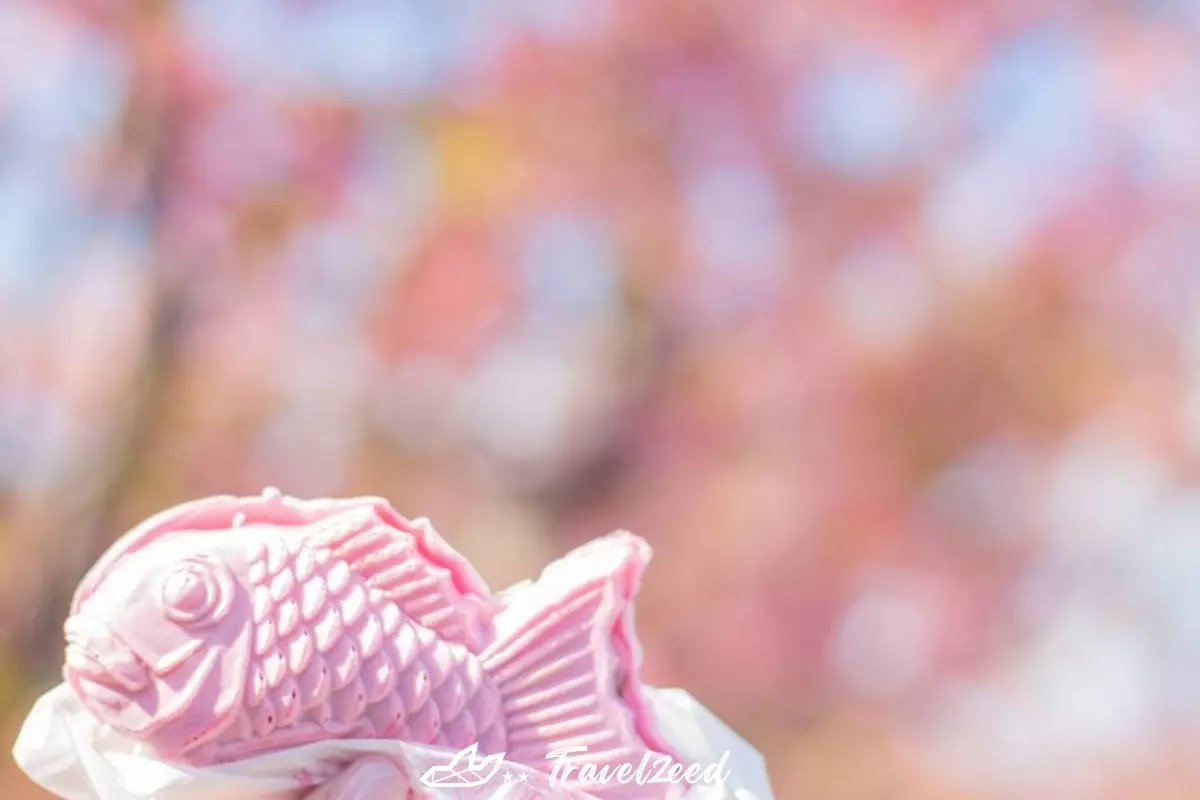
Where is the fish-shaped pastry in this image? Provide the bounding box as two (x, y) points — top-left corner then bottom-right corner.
(63, 490), (686, 799)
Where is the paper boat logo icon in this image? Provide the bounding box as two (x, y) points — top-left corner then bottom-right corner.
(419, 742), (505, 788)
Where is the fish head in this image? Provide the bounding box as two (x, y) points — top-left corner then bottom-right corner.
(63, 534), (254, 758)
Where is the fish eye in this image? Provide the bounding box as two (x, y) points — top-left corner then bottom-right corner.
(159, 558), (225, 626)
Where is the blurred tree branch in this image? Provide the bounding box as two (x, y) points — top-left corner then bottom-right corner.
(1, 3), (188, 685)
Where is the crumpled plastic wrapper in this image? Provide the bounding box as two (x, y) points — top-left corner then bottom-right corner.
(14, 682), (773, 800)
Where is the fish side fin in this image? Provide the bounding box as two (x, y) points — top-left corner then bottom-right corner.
(481, 532), (682, 797)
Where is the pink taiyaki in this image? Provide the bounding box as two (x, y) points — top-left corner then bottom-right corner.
(62, 489), (687, 799)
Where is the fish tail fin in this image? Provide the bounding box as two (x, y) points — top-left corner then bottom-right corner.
(481, 532), (679, 794)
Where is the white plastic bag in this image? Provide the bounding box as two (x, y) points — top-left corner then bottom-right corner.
(14, 682), (773, 800)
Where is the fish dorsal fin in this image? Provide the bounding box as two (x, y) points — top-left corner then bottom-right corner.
(303, 500), (498, 653)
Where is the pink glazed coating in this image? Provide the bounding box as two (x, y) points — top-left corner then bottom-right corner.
(63, 490), (687, 799)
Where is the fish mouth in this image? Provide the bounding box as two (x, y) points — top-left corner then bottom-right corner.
(65, 657), (134, 716)
(63, 617), (150, 704)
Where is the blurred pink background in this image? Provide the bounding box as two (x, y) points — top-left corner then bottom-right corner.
(6, 1), (1200, 797)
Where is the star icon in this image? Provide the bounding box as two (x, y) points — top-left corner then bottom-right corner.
(502, 771), (513, 782)
(517, 772), (530, 782)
